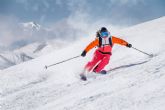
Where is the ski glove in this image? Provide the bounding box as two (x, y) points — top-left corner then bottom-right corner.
(81, 51), (86, 57)
(126, 43), (132, 48)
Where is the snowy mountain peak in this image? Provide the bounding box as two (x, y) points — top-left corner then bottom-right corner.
(20, 21), (41, 30)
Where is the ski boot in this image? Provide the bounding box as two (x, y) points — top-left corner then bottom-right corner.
(80, 74), (87, 81)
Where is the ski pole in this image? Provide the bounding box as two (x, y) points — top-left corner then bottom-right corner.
(45, 55), (81, 69)
(132, 47), (153, 57)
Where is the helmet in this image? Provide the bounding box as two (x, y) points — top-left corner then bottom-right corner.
(100, 27), (108, 32)
(100, 27), (109, 37)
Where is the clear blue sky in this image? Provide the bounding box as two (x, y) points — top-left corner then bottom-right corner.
(0, 0), (165, 26)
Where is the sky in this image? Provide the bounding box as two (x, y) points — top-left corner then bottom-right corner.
(0, 0), (165, 49)
(0, 0), (165, 25)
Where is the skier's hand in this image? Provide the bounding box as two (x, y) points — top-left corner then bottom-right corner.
(126, 43), (132, 48)
(81, 51), (86, 57)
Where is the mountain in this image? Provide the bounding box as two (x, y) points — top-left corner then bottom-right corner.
(0, 39), (68, 70)
(0, 20), (85, 70)
(0, 21), (70, 70)
(0, 16), (165, 110)
(20, 21), (41, 31)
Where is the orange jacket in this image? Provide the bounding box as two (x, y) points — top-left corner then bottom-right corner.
(84, 36), (128, 53)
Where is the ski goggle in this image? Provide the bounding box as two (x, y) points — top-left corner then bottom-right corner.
(100, 31), (109, 37)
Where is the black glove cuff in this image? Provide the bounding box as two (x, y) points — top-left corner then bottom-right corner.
(126, 43), (132, 48)
(81, 50), (86, 57)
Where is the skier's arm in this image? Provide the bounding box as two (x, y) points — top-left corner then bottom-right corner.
(112, 36), (129, 46)
(84, 38), (99, 53)
(81, 38), (99, 57)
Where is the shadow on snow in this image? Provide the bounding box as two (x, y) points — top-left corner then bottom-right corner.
(107, 59), (150, 72)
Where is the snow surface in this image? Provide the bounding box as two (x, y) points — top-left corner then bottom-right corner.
(0, 16), (165, 110)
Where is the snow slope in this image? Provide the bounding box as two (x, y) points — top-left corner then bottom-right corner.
(0, 16), (165, 110)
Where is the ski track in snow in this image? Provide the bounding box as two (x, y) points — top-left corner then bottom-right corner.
(1, 17), (165, 110)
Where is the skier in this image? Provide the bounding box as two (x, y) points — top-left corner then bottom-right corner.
(80, 27), (132, 80)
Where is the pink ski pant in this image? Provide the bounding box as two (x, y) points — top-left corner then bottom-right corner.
(85, 50), (111, 73)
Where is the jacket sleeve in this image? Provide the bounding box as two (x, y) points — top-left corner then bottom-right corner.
(112, 36), (128, 46)
(84, 38), (99, 53)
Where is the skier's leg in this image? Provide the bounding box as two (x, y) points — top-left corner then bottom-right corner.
(94, 54), (110, 73)
(85, 50), (102, 72)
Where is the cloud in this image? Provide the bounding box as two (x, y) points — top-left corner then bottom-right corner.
(55, 0), (62, 5)
(15, 0), (28, 4)
(15, 0), (29, 11)
(110, 0), (145, 5)
(32, 4), (39, 12)
(42, 0), (50, 9)
(0, 15), (19, 46)
(66, 0), (88, 12)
